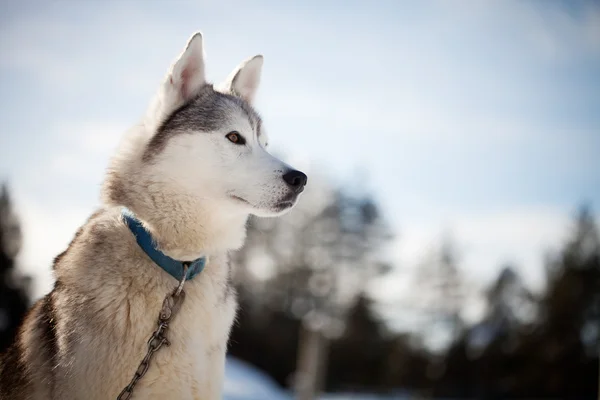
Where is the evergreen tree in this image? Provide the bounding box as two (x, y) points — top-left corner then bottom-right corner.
(532, 205), (600, 397)
(0, 185), (31, 353)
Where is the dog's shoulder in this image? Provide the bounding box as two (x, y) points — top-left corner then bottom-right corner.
(53, 207), (123, 267)
(53, 207), (137, 282)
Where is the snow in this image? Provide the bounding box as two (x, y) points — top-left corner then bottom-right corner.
(223, 357), (290, 400)
(223, 357), (413, 400)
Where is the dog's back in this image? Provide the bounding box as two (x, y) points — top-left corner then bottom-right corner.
(0, 294), (56, 399)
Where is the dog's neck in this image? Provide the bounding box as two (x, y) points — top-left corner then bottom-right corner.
(145, 208), (247, 263)
(126, 197), (248, 261)
(103, 176), (248, 262)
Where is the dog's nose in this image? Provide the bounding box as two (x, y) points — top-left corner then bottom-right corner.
(282, 170), (308, 193)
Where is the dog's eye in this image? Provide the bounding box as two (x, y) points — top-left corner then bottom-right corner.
(226, 131), (245, 145)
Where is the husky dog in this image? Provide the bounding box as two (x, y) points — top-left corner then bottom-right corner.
(0, 32), (307, 399)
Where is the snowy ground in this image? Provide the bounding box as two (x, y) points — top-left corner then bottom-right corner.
(223, 357), (290, 400)
(223, 357), (412, 400)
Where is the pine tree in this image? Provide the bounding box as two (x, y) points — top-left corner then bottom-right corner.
(0, 185), (31, 353)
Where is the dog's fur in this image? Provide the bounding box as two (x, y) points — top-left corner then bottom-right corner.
(0, 32), (306, 399)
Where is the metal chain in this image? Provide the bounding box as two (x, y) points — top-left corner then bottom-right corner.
(116, 265), (190, 400)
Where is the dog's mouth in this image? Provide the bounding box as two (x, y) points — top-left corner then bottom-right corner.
(273, 192), (297, 211)
(229, 192), (297, 212)
(230, 195), (251, 205)
(273, 200), (294, 212)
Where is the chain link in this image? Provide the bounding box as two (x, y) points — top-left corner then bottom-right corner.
(116, 265), (189, 400)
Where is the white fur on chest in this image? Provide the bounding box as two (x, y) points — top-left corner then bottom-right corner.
(128, 274), (238, 400)
(56, 244), (237, 400)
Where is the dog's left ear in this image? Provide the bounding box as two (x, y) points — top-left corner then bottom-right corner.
(221, 55), (263, 104)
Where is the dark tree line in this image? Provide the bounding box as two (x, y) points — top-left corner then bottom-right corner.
(436, 206), (600, 399)
(0, 185), (31, 354)
(421, 203), (600, 399)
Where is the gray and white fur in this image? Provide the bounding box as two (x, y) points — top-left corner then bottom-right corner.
(0, 32), (307, 399)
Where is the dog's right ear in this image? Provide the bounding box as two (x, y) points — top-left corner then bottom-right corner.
(161, 32), (206, 110)
(219, 55), (263, 104)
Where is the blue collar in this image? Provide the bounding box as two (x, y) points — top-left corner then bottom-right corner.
(121, 208), (206, 282)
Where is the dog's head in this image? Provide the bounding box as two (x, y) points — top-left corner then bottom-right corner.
(110, 33), (306, 220)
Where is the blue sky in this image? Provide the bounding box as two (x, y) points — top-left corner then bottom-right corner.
(1, 0), (599, 322)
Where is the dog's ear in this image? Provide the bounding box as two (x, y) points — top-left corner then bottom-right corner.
(220, 55), (263, 104)
(166, 32), (206, 104)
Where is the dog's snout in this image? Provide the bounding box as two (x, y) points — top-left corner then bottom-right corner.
(282, 170), (308, 193)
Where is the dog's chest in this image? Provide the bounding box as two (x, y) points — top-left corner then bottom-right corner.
(61, 260), (238, 400)
(131, 283), (238, 399)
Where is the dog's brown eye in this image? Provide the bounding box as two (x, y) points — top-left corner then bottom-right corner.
(226, 131), (245, 145)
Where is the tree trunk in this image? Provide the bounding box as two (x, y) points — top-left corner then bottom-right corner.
(294, 324), (329, 400)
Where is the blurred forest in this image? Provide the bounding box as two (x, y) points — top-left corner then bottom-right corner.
(228, 175), (600, 399)
(0, 177), (598, 399)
